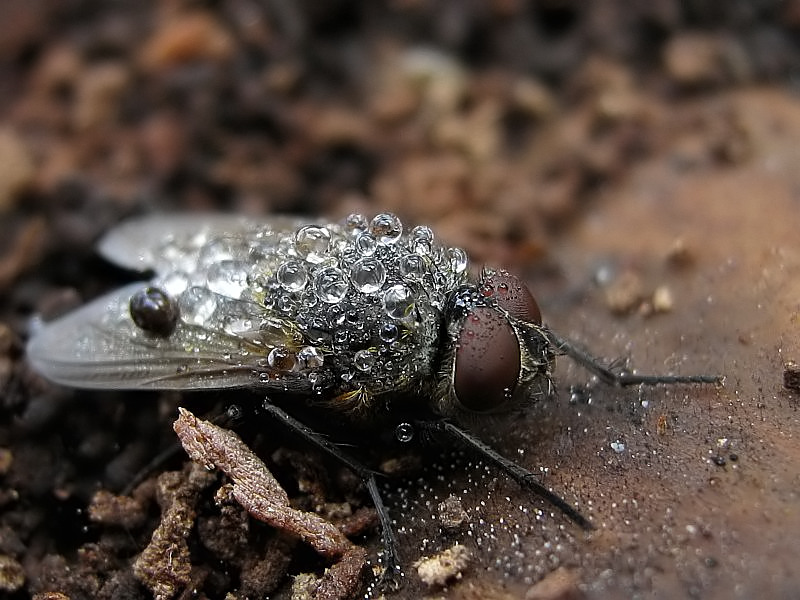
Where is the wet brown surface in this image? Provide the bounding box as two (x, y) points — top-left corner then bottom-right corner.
(1, 3), (799, 600)
(490, 87), (800, 600)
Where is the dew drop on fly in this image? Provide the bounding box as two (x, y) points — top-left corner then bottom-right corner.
(129, 287), (179, 337)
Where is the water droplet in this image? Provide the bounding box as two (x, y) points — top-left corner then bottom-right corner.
(129, 287), (179, 337)
(198, 238), (236, 266)
(222, 316), (253, 335)
(355, 232), (377, 256)
(350, 257), (387, 293)
(179, 287), (217, 325)
(276, 295), (296, 314)
(447, 247), (469, 274)
(306, 319), (331, 344)
(379, 321), (399, 343)
(314, 267), (349, 303)
(206, 261), (248, 298)
(399, 253), (427, 280)
(370, 213), (403, 245)
(295, 226), (331, 264)
(267, 347), (297, 371)
(383, 284), (415, 320)
(157, 270), (190, 296)
(610, 440), (625, 453)
(277, 260), (308, 292)
(344, 213), (368, 235)
(395, 422), (415, 443)
(410, 225), (434, 254)
(329, 305), (346, 326)
(298, 346), (324, 369)
(354, 349), (375, 371)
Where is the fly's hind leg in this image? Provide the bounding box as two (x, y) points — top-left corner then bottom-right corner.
(415, 420), (594, 531)
(260, 399), (403, 590)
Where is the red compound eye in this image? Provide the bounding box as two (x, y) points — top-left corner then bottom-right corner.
(454, 306), (520, 412)
(481, 271), (542, 324)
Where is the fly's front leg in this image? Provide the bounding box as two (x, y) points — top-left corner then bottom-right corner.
(260, 400), (403, 589)
(415, 420), (593, 531)
(544, 330), (723, 387)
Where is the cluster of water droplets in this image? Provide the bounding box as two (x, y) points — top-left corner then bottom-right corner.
(138, 213), (470, 398)
(261, 212), (470, 396)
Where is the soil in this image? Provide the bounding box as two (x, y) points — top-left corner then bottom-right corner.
(1, 2), (799, 599)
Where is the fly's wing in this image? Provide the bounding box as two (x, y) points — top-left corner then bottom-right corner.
(27, 282), (319, 391)
(97, 214), (308, 275)
(27, 213), (331, 391)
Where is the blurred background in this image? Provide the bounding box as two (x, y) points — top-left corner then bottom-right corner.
(2, 1), (799, 277)
(1, 2), (800, 599)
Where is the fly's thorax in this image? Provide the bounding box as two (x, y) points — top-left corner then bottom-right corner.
(433, 270), (555, 419)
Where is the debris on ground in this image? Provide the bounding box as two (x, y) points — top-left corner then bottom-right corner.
(414, 543), (472, 588)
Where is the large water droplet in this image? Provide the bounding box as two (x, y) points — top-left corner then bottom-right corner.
(350, 257), (387, 293)
(267, 346), (297, 371)
(277, 260), (308, 292)
(399, 253), (427, 280)
(354, 349), (375, 372)
(198, 238), (237, 266)
(157, 270), (190, 296)
(379, 321), (399, 343)
(355, 232), (377, 256)
(129, 287), (179, 337)
(410, 225), (434, 255)
(295, 225), (331, 264)
(298, 346), (324, 369)
(344, 213), (368, 235)
(314, 266), (349, 303)
(206, 261), (248, 298)
(370, 213), (403, 245)
(447, 247), (469, 274)
(179, 287), (217, 325)
(383, 283), (415, 320)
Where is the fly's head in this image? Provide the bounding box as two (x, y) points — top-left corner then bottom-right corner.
(435, 269), (555, 417)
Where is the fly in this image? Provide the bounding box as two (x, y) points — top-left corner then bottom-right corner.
(26, 212), (722, 589)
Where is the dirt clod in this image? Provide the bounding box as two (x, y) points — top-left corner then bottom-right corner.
(414, 543), (472, 588)
(437, 494), (469, 530)
(783, 360), (800, 392)
(88, 489), (148, 529)
(0, 554), (25, 591)
(132, 464), (216, 600)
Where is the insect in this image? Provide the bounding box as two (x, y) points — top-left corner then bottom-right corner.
(26, 212), (721, 587)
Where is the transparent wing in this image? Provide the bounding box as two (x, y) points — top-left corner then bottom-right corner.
(98, 214), (308, 274)
(26, 282), (318, 391)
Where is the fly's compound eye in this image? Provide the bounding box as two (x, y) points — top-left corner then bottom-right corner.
(454, 306), (520, 412)
(129, 287), (179, 337)
(481, 271), (541, 324)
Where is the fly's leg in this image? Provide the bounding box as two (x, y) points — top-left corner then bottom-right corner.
(415, 420), (594, 531)
(544, 330), (723, 387)
(260, 400), (402, 589)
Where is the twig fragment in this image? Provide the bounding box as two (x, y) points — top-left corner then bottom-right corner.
(173, 408), (366, 600)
